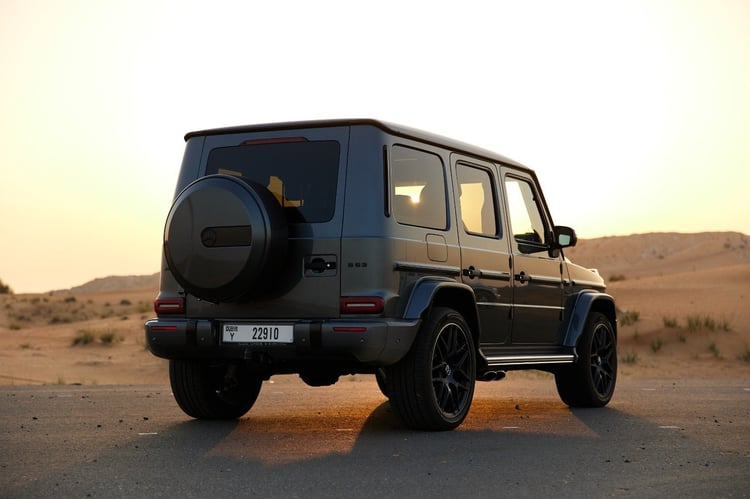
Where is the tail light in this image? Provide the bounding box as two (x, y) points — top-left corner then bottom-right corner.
(154, 298), (185, 314)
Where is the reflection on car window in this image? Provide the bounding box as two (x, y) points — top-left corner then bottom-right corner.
(206, 140), (340, 223)
(391, 145), (447, 230)
(457, 163), (498, 237)
(505, 177), (547, 249)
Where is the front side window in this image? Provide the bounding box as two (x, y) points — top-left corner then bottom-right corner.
(505, 176), (547, 251)
(457, 163), (498, 237)
(391, 145), (447, 230)
(206, 140), (340, 223)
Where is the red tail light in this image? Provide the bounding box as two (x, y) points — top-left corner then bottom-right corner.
(154, 298), (185, 314)
(151, 325), (178, 332)
(340, 297), (384, 314)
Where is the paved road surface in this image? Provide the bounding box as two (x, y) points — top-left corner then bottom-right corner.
(1, 375), (748, 498)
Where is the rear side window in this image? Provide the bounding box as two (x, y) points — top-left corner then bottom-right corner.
(206, 140), (340, 223)
(391, 145), (447, 230)
(456, 163), (499, 237)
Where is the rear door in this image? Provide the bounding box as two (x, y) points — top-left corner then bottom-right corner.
(189, 126), (350, 319)
(452, 155), (512, 347)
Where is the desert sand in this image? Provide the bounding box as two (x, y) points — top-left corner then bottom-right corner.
(1, 232), (749, 386)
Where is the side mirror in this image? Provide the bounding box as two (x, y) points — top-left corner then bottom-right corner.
(554, 226), (577, 248)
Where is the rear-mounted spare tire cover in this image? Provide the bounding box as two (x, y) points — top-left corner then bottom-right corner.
(164, 174), (288, 302)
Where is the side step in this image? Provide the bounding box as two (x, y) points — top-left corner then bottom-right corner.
(484, 354), (575, 367)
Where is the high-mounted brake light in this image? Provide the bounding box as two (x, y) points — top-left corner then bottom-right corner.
(154, 298), (185, 314)
(340, 297), (384, 314)
(240, 137), (307, 146)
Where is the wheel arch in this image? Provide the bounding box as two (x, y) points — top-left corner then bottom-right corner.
(562, 291), (617, 348)
(402, 277), (480, 347)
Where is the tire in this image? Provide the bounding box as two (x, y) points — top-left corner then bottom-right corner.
(164, 174), (288, 303)
(387, 307), (476, 431)
(169, 359), (262, 420)
(555, 312), (617, 407)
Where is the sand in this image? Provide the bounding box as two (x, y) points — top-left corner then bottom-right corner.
(1, 232), (749, 386)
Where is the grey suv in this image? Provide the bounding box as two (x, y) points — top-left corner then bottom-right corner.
(145, 119), (617, 431)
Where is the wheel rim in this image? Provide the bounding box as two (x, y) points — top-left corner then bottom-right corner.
(431, 322), (473, 419)
(589, 322), (616, 398)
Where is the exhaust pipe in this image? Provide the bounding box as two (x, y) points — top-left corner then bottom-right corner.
(479, 370), (506, 382)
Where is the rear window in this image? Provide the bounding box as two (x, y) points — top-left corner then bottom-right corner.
(206, 140), (340, 223)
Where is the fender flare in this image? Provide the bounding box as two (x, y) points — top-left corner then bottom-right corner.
(562, 291), (617, 348)
(402, 277), (478, 322)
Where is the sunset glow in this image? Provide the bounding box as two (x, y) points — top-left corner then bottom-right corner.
(1, 0), (748, 293)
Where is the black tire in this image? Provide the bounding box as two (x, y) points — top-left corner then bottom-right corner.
(387, 307), (476, 431)
(169, 359), (262, 420)
(555, 312), (617, 407)
(164, 174), (288, 303)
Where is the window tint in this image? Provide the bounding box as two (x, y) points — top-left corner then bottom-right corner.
(457, 163), (498, 237)
(391, 145), (447, 230)
(505, 177), (547, 250)
(206, 140), (339, 223)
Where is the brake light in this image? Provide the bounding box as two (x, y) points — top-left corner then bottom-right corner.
(340, 297), (384, 314)
(154, 298), (185, 314)
(240, 137), (307, 145)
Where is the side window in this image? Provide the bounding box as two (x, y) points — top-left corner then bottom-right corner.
(456, 163), (498, 237)
(505, 176), (547, 251)
(391, 145), (447, 230)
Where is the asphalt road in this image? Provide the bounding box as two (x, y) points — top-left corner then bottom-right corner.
(1, 375), (748, 498)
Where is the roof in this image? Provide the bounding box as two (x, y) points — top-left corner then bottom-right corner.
(184, 118), (528, 170)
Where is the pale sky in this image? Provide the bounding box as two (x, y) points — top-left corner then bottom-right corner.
(1, 0), (749, 293)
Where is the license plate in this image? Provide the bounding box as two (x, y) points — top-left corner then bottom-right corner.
(222, 324), (293, 343)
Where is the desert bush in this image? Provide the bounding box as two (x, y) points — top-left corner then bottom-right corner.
(608, 274), (626, 282)
(72, 329), (96, 346)
(120, 299), (132, 306)
(0, 278), (13, 295)
(621, 351), (638, 364)
(63, 296), (77, 303)
(99, 330), (121, 345)
(738, 345), (750, 363)
(662, 316), (678, 328)
(686, 314), (731, 332)
(650, 337), (663, 353)
(619, 310), (640, 326)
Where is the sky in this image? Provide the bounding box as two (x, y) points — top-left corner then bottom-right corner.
(1, 0), (749, 293)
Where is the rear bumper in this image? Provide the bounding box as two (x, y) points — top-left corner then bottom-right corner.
(144, 317), (420, 366)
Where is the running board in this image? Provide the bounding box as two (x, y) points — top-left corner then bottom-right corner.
(485, 354), (575, 367)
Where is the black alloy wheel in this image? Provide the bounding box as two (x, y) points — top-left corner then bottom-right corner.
(387, 307), (476, 431)
(555, 311), (617, 407)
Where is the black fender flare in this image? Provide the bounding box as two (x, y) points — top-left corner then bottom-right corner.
(401, 277), (474, 318)
(561, 290), (617, 348)
(400, 277), (480, 344)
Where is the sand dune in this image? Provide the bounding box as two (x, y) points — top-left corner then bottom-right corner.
(1, 231), (749, 385)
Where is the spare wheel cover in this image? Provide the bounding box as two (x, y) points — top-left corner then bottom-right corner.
(164, 174), (287, 302)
